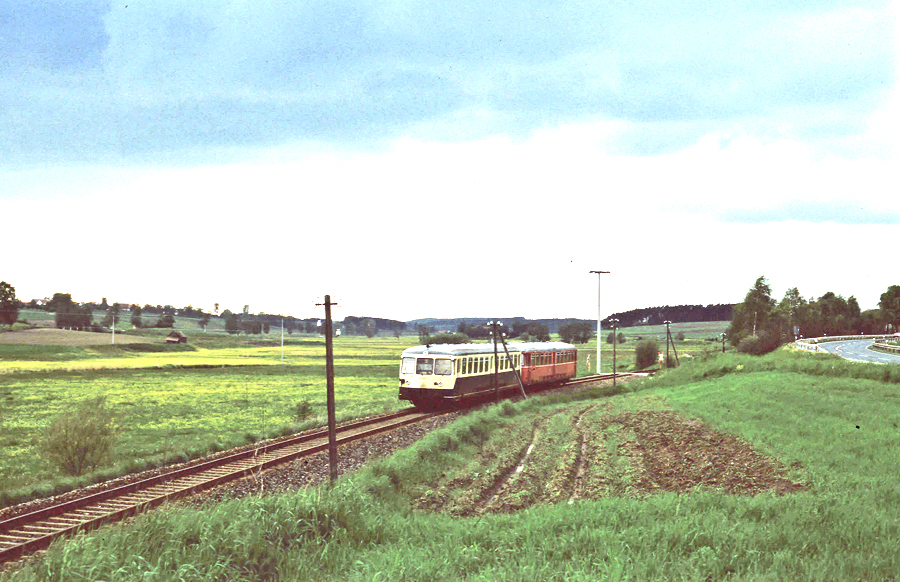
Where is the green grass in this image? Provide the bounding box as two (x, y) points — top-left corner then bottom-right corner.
(6, 347), (900, 581)
(0, 323), (728, 507)
(569, 321), (729, 375)
(0, 337), (411, 505)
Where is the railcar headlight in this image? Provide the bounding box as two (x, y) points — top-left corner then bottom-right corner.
(436, 381), (443, 387)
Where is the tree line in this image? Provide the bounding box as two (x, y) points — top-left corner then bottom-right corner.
(602, 304), (733, 328)
(2, 283), (413, 338)
(727, 276), (900, 355)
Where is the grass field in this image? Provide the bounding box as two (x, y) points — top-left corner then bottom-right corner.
(0, 323), (727, 507)
(0, 336), (404, 504)
(14, 308), (231, 334)
(4, 347), (899, 581)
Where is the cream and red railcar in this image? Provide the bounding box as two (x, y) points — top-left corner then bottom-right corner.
(399, 342), (577, 410)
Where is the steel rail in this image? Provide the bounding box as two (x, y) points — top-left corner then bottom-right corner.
(1, 370), (654, 564)
(0, 407), (435, 564)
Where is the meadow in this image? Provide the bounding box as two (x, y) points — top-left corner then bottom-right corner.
(0, 323), (727, 507)
(4, 347), (899, 581)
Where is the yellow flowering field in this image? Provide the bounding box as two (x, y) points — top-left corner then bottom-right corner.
(0, 336), (412, 504)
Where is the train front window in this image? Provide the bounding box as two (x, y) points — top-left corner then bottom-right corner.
(401, 357), (415, 374)
(416, 358), (434, 375)
(434, 359), (452, 375)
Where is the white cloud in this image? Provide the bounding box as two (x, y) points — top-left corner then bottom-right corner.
(1, 0), (894, 163)
(3, 117), (896, 320)
(1, 1), (896, 320)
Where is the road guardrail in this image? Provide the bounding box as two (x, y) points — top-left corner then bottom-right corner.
(795, 335), (898, 353)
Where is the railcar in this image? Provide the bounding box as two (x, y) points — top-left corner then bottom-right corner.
(399, 342), (577, 410)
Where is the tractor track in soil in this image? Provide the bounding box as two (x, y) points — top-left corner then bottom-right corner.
(2, 373), (645, 568)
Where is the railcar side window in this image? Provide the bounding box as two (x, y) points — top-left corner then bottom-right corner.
(416, 358), (434, 375)
(435, 359), (452, 375)
(401, 358), (415, 374)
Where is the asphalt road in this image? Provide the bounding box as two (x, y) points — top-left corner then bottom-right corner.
(814, 339), (900, 365)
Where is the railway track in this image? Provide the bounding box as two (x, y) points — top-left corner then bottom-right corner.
(0, 408), (436, 564)
(566, 372), (616, 385)
(1, 371), (648, 565)
(564, 371), (648, 386)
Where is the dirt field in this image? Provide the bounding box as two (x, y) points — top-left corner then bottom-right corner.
(0, 328), (153, 346)
(417, 403), (804, 516)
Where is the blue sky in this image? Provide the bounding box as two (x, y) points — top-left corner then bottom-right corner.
(1, 0), (897, 321)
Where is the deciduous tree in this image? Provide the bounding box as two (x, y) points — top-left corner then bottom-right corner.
(0, 281), (18, 325)
(879, 285), (900, 332)
(526, 322), (550, 342)
(558, 321), (594, 344)
(728, 276), (780, 354)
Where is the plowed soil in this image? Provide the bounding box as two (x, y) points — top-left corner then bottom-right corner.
(418, 406), (804, 516)
(603, 410), (804, 496)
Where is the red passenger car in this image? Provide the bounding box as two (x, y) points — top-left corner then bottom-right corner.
(517, 342), (578, 385)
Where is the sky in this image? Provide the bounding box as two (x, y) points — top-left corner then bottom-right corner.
(1, 0), (898, 322)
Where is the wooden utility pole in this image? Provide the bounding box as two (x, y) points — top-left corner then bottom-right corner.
(664, 320), (670, 368)
(498, 331), (528, 400)
(317, 295), (338, 483)
(610, 318), (619, 387)
(491, 322), (500, 403)
(664, 320), (680, 367)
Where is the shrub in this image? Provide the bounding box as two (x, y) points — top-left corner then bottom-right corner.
(294, 399), (314, 421)
(738, 331), (781, 355)
(606, 332), (627, 344)
(427, 332), (470, 344)
(676, 331), (686, 341)
(155, 314), (176, 328)
(40, 397), (118, 476)
(635, 340), (659, 370)
(738, 334), (763, 355)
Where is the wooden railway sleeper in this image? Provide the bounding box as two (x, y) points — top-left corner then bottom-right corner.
(94, 500), (137, 508)
(37, 517), (84, 526)
(17, 525), (60, 535)
(0, 534), (37, 542)
(68, 510), (110, 519)
(123, 491), (166, 499)
(196, 470), (232, 478)
(36, 522), (80, 531)
(92, 503), (134, 512)
(120, 490), (165, 498)
(2, 531), (42, 540)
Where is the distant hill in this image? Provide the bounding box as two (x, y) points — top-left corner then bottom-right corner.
(405, 317), (593, 334)
(601, 304), (734, 328)
(408, 305), (734, 334)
